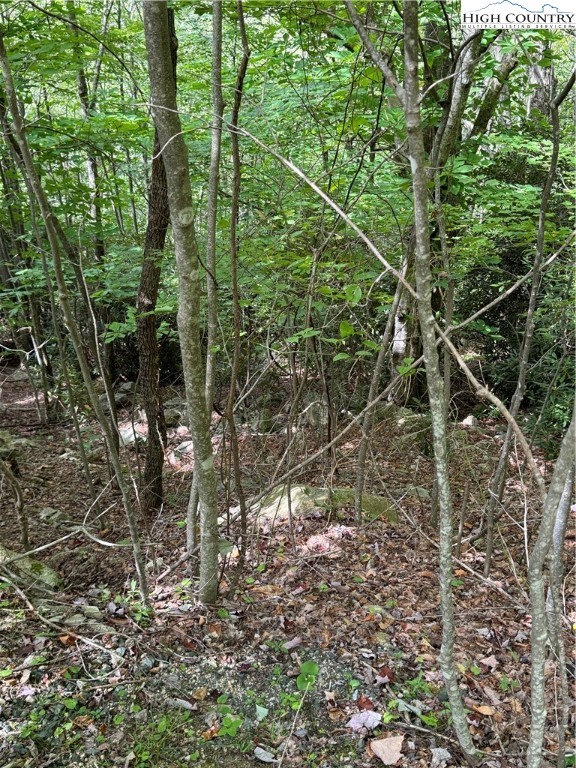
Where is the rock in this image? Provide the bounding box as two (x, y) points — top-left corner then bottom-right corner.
(254, 485), (396, 524)
(0, 542), (60, 591)
(81, 605), (103, 620)
(119, 426), (145, 446)
(174, 440), (194, 457)
(461, 414), (478, 427)
(298, 395), (329, 428)
(5, 369), (28, 382)
(39, 507), (66, 525)
(164, 408), (182, 428)
(254, 746), (276, 763)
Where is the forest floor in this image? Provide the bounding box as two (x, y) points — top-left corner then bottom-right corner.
(0, 362), (574, 768)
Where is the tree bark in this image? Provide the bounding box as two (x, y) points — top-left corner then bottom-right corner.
(143, 1), (220, 605)
(136, 8), (177, 519)
(402, 4), (479, 761)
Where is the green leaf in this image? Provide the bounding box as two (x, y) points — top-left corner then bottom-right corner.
(339, 320), (355, 338)
(157, 716), (169, 733)
(300, 660), (319, 676)
(63, 698), (78, 710)
(345, 285), (362, 306)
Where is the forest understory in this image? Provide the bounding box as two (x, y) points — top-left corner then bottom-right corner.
(1, 361), (573, 768)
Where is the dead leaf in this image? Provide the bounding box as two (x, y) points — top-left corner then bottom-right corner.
(324, 691), (336, 703)
(358, 694), (375, 710)
(202, 723), (219, 740)
(471, 704), (496, 716)
(58, 634), (76, 646)
(346, 710), (382, 731)
(73, 715), (94, 727)
(370, 734), (404, 765)
(479, 654), (498, 670)
(282, 636), (302, 650)
(376, 666), (395, 684)
(192, 686), (208, 701)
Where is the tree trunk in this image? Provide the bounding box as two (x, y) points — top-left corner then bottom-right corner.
(403, 4), (479, 761)
(143, 1), (220, 605)
(136, 8), (177, 519)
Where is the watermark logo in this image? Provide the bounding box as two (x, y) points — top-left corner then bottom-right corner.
(461, 1), (576, 29)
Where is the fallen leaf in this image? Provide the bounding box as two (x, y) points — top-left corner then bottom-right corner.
(346, 710), (382, 732)
(73, 715), (94, 727)
(282, 636), (302, 650)
(324, 691), (336, 703)
(370, 734), (404, 765)
(58, 635), (76, 646)
(376, 666), (395, 684)
(201, 723), (219, 740)
(358, 694), (375, 710)
(471, 704), (496, 716)
(479, 654), (498, 670)
(430, 746), (452, 768)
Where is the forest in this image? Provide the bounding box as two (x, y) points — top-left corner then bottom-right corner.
(0, 1), (574, 767)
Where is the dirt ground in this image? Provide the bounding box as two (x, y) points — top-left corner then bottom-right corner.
(0, 361), (574, 768)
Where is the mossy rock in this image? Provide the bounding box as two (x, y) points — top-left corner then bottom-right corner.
(0, 542), (60, 591)
(255, 484), (397, 524)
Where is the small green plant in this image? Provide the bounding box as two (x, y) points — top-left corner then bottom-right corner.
(216, 607), (229, 619)
(216, 694), (243, 737)
(279, 691), (301, 712)
(499, 674), (520, 692)
(296, 660), (319, 691)
(402, 672), (434, 697)
(345, 672), (361, 693)
(123, 580), (152, 626)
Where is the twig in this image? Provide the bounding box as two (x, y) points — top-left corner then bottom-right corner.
(277, 684), (309, 768)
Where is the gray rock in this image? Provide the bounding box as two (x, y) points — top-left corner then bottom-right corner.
(119, 425), (145, 446)
(39, 507), (66, 524)
(164, 408), (182, 428)
(0, 543), (60, 590)
(174, 440), (194, 457)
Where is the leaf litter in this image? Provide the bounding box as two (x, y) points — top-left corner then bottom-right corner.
(0, 367), (574, 767)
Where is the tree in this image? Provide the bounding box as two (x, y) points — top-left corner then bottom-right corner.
(143, 1), (220, 605)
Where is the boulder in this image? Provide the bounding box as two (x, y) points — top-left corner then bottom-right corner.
(254, 485), (397, 524)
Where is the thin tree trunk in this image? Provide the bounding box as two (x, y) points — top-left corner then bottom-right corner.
(204, 0), (224, 408)
(186, 0), (224, 556)
(354, 265), (406, 520)
(526, 408), (575, 767)
(143, 1), (220, 605)
(403, 4), (479, 761)
(136, 8), (177, 519)
(224, 0), (251, 559)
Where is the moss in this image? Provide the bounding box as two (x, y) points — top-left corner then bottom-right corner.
(330, 488), (398, 522)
